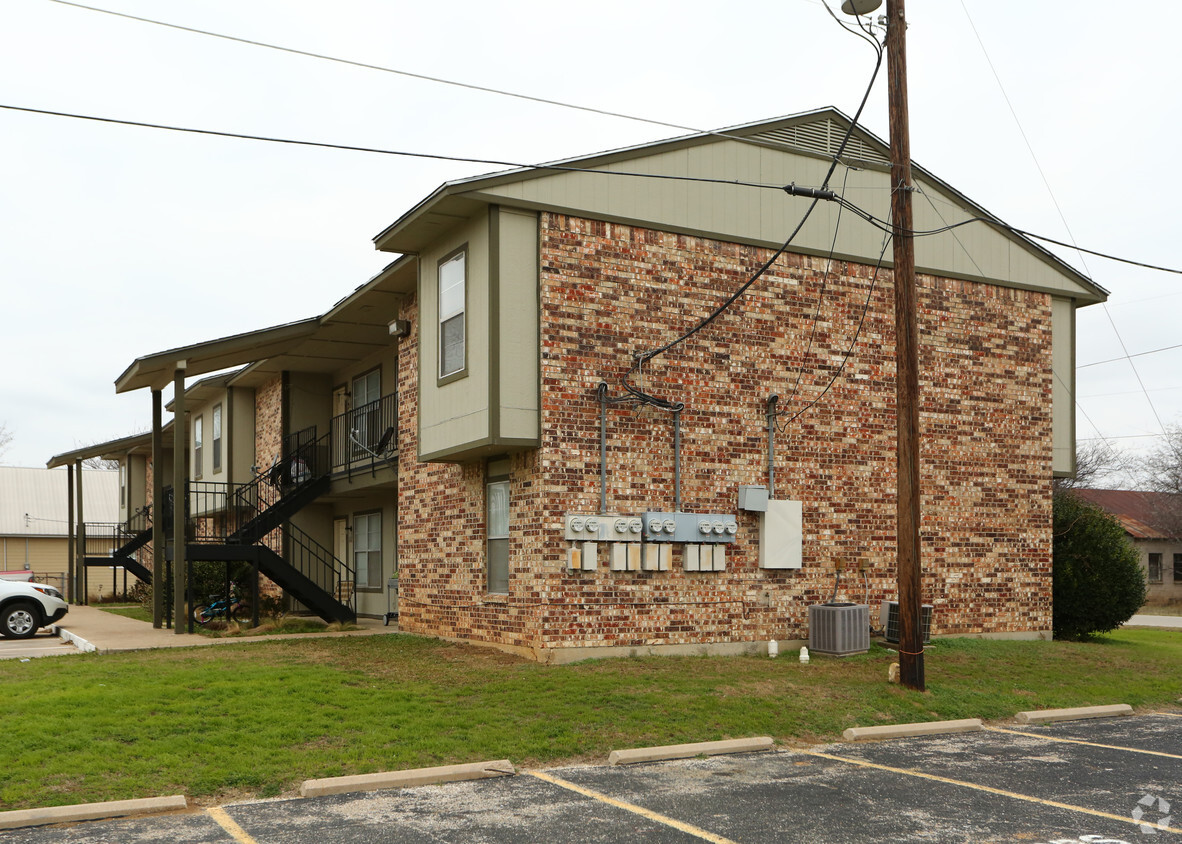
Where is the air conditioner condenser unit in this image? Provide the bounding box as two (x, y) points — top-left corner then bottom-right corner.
(879, 600), (933, 644)
(808, 603), (870, 656)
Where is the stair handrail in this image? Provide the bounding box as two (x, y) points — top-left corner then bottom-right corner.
(280, 520), (356, 614)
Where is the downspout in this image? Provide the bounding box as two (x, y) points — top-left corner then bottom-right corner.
(673, 409), (682, 512)
(767, 394), (779, 499)
(598, 382), (608, 515)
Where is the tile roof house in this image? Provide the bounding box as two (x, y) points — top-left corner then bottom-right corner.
(1072, 489), (1182, 604)
(62, 110), (1107, 656)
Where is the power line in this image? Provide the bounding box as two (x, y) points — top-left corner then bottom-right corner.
(0, 103), (784, 192)
(958, 0), (1169, 438)
(1078, 342), (1182, 369)
(45, 0), (805, 157)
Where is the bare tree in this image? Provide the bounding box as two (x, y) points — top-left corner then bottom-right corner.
(1140, 422), (1182, 537)
(1054, 438), (1128, 492)
(0, 422), (12, 463)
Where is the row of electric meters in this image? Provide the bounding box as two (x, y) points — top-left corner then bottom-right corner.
(566, 540), (729, 573)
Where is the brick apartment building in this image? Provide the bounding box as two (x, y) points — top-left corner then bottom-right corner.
(57, 111), (1106, 660)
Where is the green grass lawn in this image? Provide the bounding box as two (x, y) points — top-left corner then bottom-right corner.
(2, 630), (1179, 811)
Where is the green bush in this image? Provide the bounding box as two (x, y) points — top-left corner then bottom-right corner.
(1052, 491), (1146, 639)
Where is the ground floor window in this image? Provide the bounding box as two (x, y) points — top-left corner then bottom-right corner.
(1174, 553), (1182, 583)
(1148, 552), (1162, 583)
(353, 511), (382, 590)
(487, 458), (510, 594)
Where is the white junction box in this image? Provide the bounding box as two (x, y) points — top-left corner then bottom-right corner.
(758, 500), (803, 569)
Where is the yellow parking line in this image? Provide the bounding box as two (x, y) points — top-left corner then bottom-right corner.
(985, 726), (1182, 759)
(527, 770), (740, 844)
(207, 807), (258, 844)
(804, 750), (1182, 835)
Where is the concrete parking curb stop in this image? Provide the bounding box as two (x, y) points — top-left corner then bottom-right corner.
(842, 718), (983, 742)
(299, 760), (516, 797)
(607, 737), (775, 766)
(53, 625), (94, 653)
(0, 795), (188, 831)
(1015, 704), (1133, 724)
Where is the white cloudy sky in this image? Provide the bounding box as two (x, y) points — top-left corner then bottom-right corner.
(1, 0), (1178, 481)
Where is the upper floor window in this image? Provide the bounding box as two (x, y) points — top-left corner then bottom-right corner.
(1148, 552), (1163, 583)
(193, 415), (204, 479)
(438, 249), (466, 379)
(212, 404), (223, 473)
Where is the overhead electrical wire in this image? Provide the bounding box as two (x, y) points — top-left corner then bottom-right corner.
(0, 103), (785, 192)
(958, 0), (1171, 440)
(45, 0), (823, 158)
(616, 7), (887, 412)
(9, 99), (1179, 282)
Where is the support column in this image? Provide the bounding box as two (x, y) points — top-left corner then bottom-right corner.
(172, 366), (187, 634)
(152, 388), (165, 628)
(66, 466), (75, 603)
(75, 459), (86, 605)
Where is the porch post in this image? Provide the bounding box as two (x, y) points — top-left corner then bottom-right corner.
(152, 388), (164, 628)
(66, 466), (75, 603)
(75, 459), (86, 605)
(172, 365), (187, 634)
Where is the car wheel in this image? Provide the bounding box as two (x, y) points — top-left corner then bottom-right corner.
(1, 602), (40, 639)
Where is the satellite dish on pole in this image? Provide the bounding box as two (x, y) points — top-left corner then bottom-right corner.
(840, 0), (882, 14)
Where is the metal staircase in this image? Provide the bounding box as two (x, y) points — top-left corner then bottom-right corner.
(83, 509), (154, 585)
(185, 426), (355, 623)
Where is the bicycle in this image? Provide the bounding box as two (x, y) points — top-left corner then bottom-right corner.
(192, 582), (252, 625)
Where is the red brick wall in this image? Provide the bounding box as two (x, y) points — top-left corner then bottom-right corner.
(396, 213), (1054, 655)
(254, 376), (284, 474)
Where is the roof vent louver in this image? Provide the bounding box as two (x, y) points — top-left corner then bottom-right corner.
(752, 118), (889, 167)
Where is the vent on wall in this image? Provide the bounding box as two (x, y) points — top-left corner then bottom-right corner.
(752, 119), (890, 167)
(808, 603), (870, 656)
(880, 601), (934, 644)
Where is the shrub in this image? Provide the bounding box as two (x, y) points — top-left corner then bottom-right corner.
(1052, 491), (1146, 639)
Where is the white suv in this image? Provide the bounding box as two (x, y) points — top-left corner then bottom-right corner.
(0, 579), (69, 639)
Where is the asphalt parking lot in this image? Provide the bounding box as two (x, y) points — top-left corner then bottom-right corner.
(0, 629), (79, 660)
(4, 712), (1179, 843)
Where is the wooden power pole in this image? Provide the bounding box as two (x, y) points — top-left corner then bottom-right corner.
(886, 0), (925, 691)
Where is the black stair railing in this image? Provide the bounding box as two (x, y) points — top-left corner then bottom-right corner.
(331, 393), (397, 479)
(274, 520), (356, 615)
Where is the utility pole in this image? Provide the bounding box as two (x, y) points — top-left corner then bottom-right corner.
(885, 0), (925, 691)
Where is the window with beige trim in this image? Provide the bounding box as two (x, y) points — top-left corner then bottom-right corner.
(353, 511), (381, 590)
(193, 415), (203, 479)
(438, 250), (466, 379)
(486, 458), (510, 594)
(212, 403), (223, 473)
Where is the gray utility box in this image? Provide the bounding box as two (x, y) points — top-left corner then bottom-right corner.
(642, 512), (738, 544)
(808, 603), (870, 656)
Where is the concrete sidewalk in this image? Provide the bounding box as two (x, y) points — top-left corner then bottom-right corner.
(54, 605), (393, 654)
(1124, 613), (1182, 629)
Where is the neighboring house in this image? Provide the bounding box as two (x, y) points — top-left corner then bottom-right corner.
(1072, 489), (1182, 605)
(0, 465), (118, 597)
(66, 110), (1106, 659)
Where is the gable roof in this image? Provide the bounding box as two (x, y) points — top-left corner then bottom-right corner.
(1073, 489), (1182, 540)
(373, 109), (1106, 305)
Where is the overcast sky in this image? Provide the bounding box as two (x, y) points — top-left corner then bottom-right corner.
(2, 0), (1178, 482)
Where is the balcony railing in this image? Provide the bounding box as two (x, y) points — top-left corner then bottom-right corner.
(331, 393), (397, 479)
